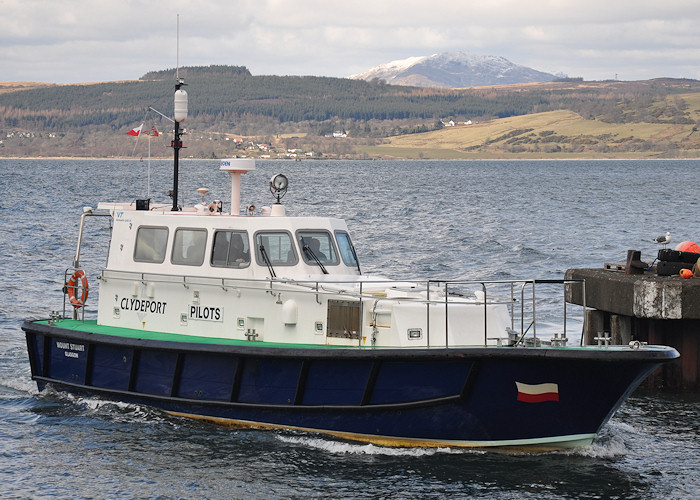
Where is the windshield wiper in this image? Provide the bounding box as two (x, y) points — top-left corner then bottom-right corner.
(259, 244), (276, 278)
(303, 245), (328, 274)
(349, 242), (361, 273)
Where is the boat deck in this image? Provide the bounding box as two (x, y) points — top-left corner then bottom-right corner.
(29, 318), (677, 356)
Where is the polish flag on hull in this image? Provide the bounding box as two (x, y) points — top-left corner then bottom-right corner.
(515, 382), (559, 403)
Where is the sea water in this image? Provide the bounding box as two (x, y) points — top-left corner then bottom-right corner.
(1, 158), (699, 498)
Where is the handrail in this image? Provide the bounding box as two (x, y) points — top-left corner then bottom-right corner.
(482, 283), (488, 346)
(72, 210), (112, 269)
(96, 268), (585, 348)
(444, 282), (449, 348)
(426, 280), (431, 347)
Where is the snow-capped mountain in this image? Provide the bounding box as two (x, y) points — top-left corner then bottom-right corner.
(350, 52), (558, 88)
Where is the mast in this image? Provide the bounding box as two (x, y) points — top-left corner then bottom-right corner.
(171, 15), (187, 211)
(172, 79), (187, 211)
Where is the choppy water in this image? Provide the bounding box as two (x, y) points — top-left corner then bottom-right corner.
(1, 158), (699, 498)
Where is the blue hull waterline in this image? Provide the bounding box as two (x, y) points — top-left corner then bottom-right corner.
(23, 321), (676, 449)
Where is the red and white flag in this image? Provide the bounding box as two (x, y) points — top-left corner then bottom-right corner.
(515, 382), (559, 403)
(126, 124), (143, 137)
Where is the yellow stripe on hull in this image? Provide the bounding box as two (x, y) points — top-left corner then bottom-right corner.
(164, 410), (595, 452)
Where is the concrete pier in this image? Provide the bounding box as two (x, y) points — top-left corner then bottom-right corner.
(565, 267), (700, 391)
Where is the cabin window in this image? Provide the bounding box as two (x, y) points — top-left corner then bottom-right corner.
(297, 231), (338, 265)
(133, 226), (169, 263)
(335, 231), (359, 268)
(211, 230), (250, 268)
(172, 228), (207, 266)
(254, 231), (297, 266)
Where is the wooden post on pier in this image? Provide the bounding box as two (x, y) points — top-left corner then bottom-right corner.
(565, 266), (700, 391)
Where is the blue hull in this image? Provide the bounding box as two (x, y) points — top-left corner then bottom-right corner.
(23, 320), (678, 449)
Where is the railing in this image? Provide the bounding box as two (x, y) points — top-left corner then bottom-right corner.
(95, 269), (586, 348)
(62, 209), (112, 320)
(425, 278), (586, 348)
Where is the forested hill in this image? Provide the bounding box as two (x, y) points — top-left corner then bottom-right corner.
(1, 64), (700, 158)
(0, 64), (564, 128)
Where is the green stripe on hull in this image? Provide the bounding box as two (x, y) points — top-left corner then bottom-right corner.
(38, 319), (345, 349)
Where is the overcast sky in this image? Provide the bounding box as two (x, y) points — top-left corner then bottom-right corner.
(2, 0), (699, 84)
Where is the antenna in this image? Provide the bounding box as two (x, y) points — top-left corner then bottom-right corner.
(176, 14), (180, 81)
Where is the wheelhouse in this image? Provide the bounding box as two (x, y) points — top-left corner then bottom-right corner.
(98, 205), (361, 280)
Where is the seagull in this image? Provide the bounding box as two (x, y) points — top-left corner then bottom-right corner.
(654, 232), (671, 248)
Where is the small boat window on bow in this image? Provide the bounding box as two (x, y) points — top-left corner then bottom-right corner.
(133, 226), (169, 263)
(172, 228), (207, 266)
(211, 230), (250, 268)
(335, 230), (360, 272)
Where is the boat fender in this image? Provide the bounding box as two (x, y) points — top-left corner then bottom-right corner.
(66, 270), (89, 308)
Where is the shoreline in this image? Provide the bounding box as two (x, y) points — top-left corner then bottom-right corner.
(2, 155), (699, 161)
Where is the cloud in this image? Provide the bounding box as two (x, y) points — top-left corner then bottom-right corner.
(0, 0), (699, 83)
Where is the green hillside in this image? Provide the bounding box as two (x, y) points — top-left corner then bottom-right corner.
(1, 65), (699, 159)
(364, 104), (700, 159)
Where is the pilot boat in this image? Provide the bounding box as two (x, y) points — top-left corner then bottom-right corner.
(22, 78), (678, 451)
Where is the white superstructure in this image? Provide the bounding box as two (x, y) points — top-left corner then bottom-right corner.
(84, 161), (514, 348)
